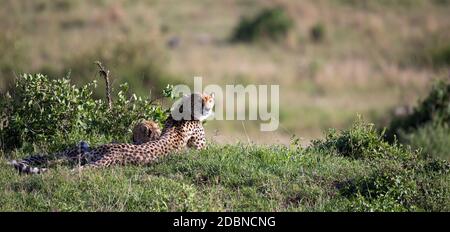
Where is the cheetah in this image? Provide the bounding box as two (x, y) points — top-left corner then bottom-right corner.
(173, 91), (215, 121)
(132, 120), (161, 145)
(9, 92), (215, 174)
(132, 92), (215, 144)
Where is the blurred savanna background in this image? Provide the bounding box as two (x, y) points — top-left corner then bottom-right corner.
(1, 0), (449, 145)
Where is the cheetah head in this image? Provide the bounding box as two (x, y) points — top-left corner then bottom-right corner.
(200, 92), (215, 120)
(171, 92), (215, 121)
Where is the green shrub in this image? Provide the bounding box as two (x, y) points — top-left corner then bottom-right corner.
(231, 7), (294, 43)
(399, 121), (450, 161)
(332, 136), (450, 211)
(339, 161), (418, 211)
(311, 117), (415, 160)
(310, 23), (326, 42)
(0, 73), (172, 152)
(386, 79), (450, 160)
(387, 79), (450, 141)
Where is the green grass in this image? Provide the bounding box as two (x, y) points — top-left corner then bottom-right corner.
(1, 121), (448, 212)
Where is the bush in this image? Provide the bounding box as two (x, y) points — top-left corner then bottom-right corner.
(386, 79), (450, 160)
(337, 157), (428, 211)
(399, 121), (450, 161)
(231, 7), (294, 43)
(311, 117), (416, 160)
(310, 23), (326, 42)
(302, 118), (449, 211)
(0, 73), (172, 152)
(387, 79), (450, 142)
(339, 155), (450, 212)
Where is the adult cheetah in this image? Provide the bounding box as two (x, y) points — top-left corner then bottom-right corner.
(132, 91), (215, 144)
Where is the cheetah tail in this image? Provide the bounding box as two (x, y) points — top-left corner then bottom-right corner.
(7, 159), (48, 175)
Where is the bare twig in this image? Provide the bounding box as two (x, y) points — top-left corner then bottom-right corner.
(94, 61), (112, 110)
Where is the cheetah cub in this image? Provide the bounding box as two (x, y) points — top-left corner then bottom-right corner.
(132, 120), (161, 145)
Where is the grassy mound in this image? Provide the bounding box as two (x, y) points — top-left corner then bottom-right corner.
(0, 119), (448, 211)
